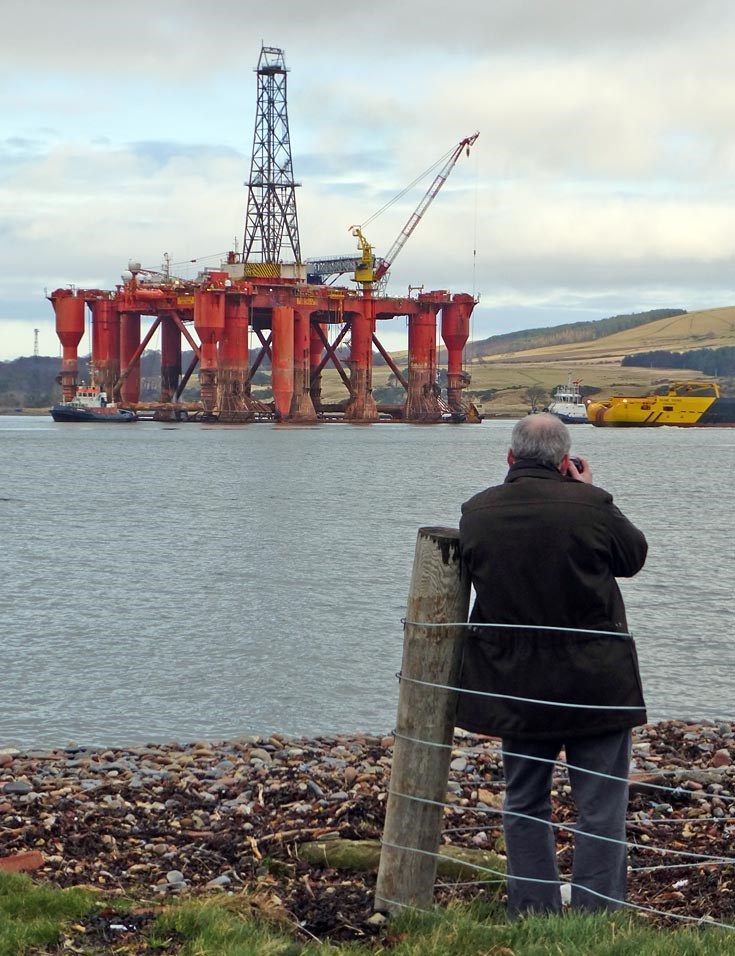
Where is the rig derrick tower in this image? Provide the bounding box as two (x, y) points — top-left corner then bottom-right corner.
(242, 45), (301, 270)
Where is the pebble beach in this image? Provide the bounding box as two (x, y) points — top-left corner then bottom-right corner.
(1, 719), (734, 939)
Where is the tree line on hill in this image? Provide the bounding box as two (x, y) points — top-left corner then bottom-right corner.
(464, 308), (687, 359)
(622, 346), (735, 378)
(0, 351), (206, 408)
(0, 347), (337, 408)
(1, 339), (391, 408)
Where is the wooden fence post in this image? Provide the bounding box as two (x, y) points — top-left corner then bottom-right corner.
(374, 526), (471, 915)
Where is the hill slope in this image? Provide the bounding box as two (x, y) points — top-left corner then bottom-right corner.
(466, 308), (686, 359)
(443, 304), (735, 417)
(475, 306), (735, 365)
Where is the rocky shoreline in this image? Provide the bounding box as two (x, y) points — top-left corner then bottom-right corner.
(1, 720), (734, 939)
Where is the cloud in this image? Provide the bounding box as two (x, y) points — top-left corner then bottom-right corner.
(4, 1), (735, 361)
(4, 0), (731, 73)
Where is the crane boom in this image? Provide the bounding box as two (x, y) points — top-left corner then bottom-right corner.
(373, 132), (479, 281)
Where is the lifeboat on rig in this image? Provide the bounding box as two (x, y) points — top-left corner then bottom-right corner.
(586, 381), (735, 427)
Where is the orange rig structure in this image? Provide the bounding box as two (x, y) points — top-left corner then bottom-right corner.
(49, 46), (480, 425)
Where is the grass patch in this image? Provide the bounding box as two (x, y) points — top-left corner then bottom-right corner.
(1, 873), (732, 955)
(152, 899), (312, 954)
(0, 872), (96, 956)
(387, 904), (733, 956)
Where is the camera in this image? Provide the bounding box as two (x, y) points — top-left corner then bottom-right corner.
(571, 456), (584, 473)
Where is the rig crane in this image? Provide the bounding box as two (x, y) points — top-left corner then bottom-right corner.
(369, 131), (479, 286)
(305, 132), (479, 289)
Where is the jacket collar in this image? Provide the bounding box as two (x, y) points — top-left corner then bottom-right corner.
(505, 459), (567, 483)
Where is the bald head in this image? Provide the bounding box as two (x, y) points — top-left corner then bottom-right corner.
(510, 413), (571, 468)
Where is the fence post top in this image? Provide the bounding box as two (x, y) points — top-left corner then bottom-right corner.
(415, 528), (462, 570)
(417, 527), (460, 542)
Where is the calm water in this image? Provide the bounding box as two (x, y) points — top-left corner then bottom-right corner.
(1, 415), (733, 749)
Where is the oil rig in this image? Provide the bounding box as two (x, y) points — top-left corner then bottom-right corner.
(49, 46), (479, 424)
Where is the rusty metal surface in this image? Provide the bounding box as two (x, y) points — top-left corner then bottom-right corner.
(49, 275), (479, 423)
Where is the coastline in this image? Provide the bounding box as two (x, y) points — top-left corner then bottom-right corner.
(1, 719), (734, 935)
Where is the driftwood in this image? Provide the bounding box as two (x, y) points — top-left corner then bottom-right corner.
(300, 837), (505, 890)
(629, 767), (733, 797)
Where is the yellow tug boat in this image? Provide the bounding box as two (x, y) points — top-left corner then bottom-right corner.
(587, 381), (735, 427)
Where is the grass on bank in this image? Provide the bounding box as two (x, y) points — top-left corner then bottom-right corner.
(1, 872), (732, 956)
(0, 873), (95, 955)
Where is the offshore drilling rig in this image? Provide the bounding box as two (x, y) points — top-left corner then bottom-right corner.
(48, 45), (479, 424)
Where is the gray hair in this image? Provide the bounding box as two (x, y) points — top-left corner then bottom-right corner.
(510, 413), (571, 466)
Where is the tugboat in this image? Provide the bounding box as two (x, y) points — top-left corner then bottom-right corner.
(50, 384), (138, 423)
(545, 373), (589, 424)
(586, 381), (735, 427)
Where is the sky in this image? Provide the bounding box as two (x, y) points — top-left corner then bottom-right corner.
(3, 0), (735, 360)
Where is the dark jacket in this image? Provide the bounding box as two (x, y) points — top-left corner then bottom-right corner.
(456, 460), (648, 740)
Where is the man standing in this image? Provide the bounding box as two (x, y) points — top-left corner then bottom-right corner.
(457, 413), (647, 916)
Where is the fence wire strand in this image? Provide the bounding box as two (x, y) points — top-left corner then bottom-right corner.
(387, 789), (735, 865)
(397, 672), (645, 710)
(392, 729), (735, 804)
(378, 841), (735, 931)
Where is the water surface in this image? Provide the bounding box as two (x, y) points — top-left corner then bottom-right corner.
(1, 416), (732, 748)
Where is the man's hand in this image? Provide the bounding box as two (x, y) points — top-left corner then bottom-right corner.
(567, 456), (593, 484)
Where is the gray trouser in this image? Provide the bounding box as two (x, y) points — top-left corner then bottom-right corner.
(501, 729), (632, 916)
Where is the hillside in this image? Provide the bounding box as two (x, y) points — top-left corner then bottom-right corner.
(464, 308), (686, 360)
(475, 306), (735, 365)
(450, 305), (735, 417)
(369, 304), (735, 418)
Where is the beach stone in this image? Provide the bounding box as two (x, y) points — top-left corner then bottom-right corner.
(0, 850), (44, 873)
(207, 874), (232, 888)
(344, 767), (359, 787)
(208, 776), (237, 792)
(711, 750), (732, 768)
(367, 912), (387, 926)
(450, 757), (468, 773)
(3, 781), (32, 796)
(166, 870), (186, 884)
(80, 780), (102, 791)
(683, 779), (704, 791)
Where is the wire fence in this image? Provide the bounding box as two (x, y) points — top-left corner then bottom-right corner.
(378, 617), (735, 931)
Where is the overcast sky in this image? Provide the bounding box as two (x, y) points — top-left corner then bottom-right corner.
(3, 0), (735, 360)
